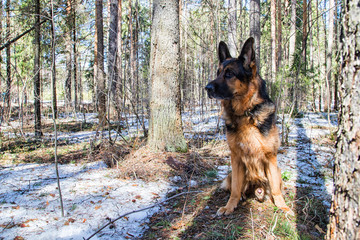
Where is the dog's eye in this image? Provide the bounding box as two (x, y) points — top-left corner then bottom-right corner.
(225, 71), (234, 78)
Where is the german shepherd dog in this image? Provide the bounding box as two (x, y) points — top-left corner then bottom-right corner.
(205, 38), (294, 216)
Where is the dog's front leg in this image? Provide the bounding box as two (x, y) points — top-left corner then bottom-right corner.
(217, 155), (245, 216)
(266, 155), (295, 216)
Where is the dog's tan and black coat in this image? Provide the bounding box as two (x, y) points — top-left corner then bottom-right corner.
(205, 38), (293, 216)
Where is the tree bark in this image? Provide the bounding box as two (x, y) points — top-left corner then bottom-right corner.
(301, 0), (307, 70)
(0, 0), (2, 113)
(96, 0), (106, 125)
(228, 0), (237, 57)
(276, 0), (282, 70)
(271, 0), (277, 79)
(5, 0), (11, 119)
(116, 0), (123, 109)
(51, 7), (57, 119)
(288, 0), (296, 67)
(250, 0), (261, 71)
(73, 1), (78, 111)
(34, 0), (42, 137)
(65, 0), (72, 108)
(324, 0), (334, 112)
(326, 0), (360, 238)
(108, 0), (120, 116)
(148, 0), (186, 152)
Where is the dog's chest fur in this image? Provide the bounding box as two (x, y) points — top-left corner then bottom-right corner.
(222, 99), (279, 158)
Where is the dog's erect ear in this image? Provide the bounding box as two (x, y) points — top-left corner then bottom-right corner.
(239, 37), (255, 69)
(218, 41), (231, 63)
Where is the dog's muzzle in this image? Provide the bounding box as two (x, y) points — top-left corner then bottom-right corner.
(205, 83), (215, 99)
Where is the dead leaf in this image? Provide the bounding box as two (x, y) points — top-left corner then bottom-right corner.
(64, 221), (69, 226)
(68, 218), (75, 223)
(24, 219), (38, 223)
(19, 223), (29, 228)
(12, 206), (20, 210)
(132, 199), (136, 203)
(95, 206), (101, 210)
(50, 194), (55, 197)
(135, 195), (142, 199)
(82, 218), (87, 223)
(14, 236), (24, 240)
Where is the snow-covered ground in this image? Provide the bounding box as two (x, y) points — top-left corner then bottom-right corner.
(0, 161), (170, 240)
(0, 109), (337, 239)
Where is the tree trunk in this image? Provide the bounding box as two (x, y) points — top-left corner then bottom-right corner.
(288, 0), (296, 67)
(129, 0), (135, 103)
(228, 0), (237, 57)
(324, 0), (334, 112)
(326, 0), (360, 238)
(34, 0), (42, 137)
(250, 0), (260, 71)
(5, 0), (11, 119)
(148, 0), (186, 152)
(271, 0), (276, 80)
(96, 0), (106, 125)
(65, 0), (72, 109)
(108, 0), (120, 116)
(0, 0), (2, 106)
(276, 0), (282, 70)
(301, 0), (307, 70)
(73, 1), (78, 111)
(51, 7), (57, 119)
(116, 0), (123, 113)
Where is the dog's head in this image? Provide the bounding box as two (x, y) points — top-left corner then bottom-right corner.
(205, 38), (256, 100)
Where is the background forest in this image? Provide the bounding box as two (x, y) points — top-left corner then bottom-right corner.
(0, 0), (339, 132)
(1, 0), (353, 239)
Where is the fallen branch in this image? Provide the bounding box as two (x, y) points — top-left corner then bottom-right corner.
(84, 190), (202, 240)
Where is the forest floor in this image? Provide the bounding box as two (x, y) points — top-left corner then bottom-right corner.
(0, 108), (337, 239)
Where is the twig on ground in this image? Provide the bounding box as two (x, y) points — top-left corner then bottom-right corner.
(271, 214), (278, 235)
(84, 190), (202, 240)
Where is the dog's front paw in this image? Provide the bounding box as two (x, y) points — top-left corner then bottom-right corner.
(280, 206), (295, 216)
(216, 206), (235, 216)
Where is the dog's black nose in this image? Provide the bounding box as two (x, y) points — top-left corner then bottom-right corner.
(205, 83), (215, 93)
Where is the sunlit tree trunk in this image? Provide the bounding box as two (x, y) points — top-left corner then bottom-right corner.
(228, 0), (237, 57)
(73, 1), (78, 111)
(326, 0), (360, 238)
(116, 0), (123, 111)
(250, 0), (260, 71)
(288, 0), (296, 67)
(271, 0), (277, 80)
(324, 0), (334, 112)
(34, 0), (42, 137)
(65, 0), (72, 109)
(5, 0), (11, 119)
(276, 0), (282, 70)
(96, 0), (106, 124)
(108, 0), (120, 116)
(0, 0), (2, 110)
(51, 7), (57, 119)
(148, 0), (186, 152)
